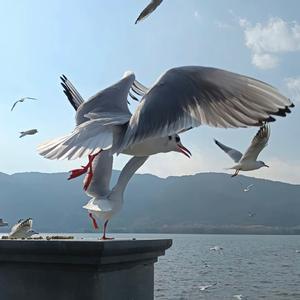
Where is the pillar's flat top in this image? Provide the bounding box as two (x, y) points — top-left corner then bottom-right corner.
(0, 239), (172, 265)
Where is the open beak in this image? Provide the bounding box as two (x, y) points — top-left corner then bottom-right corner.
(177, 143), (192, 158)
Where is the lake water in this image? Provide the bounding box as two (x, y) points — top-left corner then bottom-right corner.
(2, 233), (300, 299)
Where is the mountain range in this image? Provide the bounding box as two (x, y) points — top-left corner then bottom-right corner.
(0, 171), (299, 234)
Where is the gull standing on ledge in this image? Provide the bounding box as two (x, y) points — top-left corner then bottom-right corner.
(11, 97), (38, 111)
(83, 151), (149, 239)
(135, 0), (163, 24)
(215, 124), (270, 177)
(38, 67), (293, 199)
(8, 218), (38, 239)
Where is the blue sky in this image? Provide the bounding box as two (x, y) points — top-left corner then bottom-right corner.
(1, 0), (300, 183)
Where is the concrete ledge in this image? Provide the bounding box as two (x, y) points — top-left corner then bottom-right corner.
(0, 239), (172, 300)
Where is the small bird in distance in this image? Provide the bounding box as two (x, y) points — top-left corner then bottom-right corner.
(210, 246), (223, 252)
(19, 129), (38, 138)
(243, 184), (254, 192)
(248, 212), (256, 218)
(199, 283), (217, 291)
(135, 0), (163, 24)
(11, 97), (38, 111)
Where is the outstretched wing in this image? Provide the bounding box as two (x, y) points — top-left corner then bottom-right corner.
(121, 66), (293, 150)
(37, 119), (117, 160)
(10, 100), (20, 111)
(9, 218), (32, 238)
(214, 139), (243, 163)
(135, 0), (163, 24)
(75, 72), (134, 125)
(240, 124), (270, 162)
(60, 75), (84, 111)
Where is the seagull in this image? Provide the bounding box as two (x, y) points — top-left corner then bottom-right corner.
(243, 184), (254, 192)
(19, 129), (38, 138)
(210, 246), (223, 251)
(11, 97), (38, 111)
(199, 283), (217, 291)
(8, 218), (38, 239)
(0, 219), (8, 227)
(38, 67), (293, 190)
(201, 260), (209, 268)
(83, 150), (149, 239)
(215, 124), (271, 177)
(135, 0), (163, 24)
(248, 211), (256, 218)
(233, 295), (244, 300)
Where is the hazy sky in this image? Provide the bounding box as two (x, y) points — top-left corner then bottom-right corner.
(1, 0), (299, 184)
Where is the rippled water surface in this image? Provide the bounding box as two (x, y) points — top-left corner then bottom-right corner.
(111, 234), (300, 300)
(152, 234), (300, 300)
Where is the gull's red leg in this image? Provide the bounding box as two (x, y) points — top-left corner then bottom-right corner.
(68, 150), (102, 183)
(88, 213), (99, 229)
(101, 220), (114, 240)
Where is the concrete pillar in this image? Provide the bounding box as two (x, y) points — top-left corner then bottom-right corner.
(0, 239), (172, 300)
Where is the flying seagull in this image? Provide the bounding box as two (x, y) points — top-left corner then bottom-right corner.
(215, 124), (271, 177)
(199, 283), (217, 291)
(135, 0), (163, 24)
(38, 67), (293, 191)
(0, 219), (8, 227)
(83, 150), (148, 239)
(210, 246), (223, 251)
(11, 97), (38, 111)
(8, 218), (38, 239)
(243, 184), (254, 192)
(248, 212), (256, 218)
(19, 129), (38, 138)
(233, 295), (246, 300)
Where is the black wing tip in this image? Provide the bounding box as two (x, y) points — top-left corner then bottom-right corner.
(214, 139), (221, 146)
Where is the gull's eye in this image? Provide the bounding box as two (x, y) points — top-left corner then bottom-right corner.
(168, 136), (172, 140)
(175, 136), (180, 143)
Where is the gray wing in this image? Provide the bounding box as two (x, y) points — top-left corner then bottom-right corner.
(60, 75), (85, 111)
(10, 100), (20, 111)
(135, 0), (163, 24)
(9, 218), (32, 238)
(25, 97), (38, 100)
(75, 72), (135, 125)
(121, 66), (293, 149)
(60, 74), (147, 114)
(240, 124), (270, 162)
(85, 150), (113, 198)
(214, 139), (243, 163)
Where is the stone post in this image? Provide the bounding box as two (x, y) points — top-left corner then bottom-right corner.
(0, 239), (172, 300)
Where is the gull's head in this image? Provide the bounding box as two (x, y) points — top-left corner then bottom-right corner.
(258, 161), (269, 168)
(167, 134), (192, 158)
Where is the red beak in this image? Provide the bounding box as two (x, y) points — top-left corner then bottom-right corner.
(177, 143), (192, 158)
